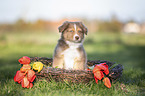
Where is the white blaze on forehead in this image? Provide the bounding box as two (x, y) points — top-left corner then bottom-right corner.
(73, 23), (80, 41)
(74, 24), (77, 31)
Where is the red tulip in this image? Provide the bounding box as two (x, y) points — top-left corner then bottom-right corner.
(26, 82), (33, 89)
(103, 77), (111, 88)
(21, 76), (30, 88)
(93, 65), (101, 73)
(100, 63), (109, 75)
(103, 68), (109, 75)
(27, 70), (36, 82)
(29, 83), (33, 88)
(93, 63), (109, 75)
(100, 63), (108, 69)
(20, 64), (31, 73)
(94, 71), (104, 80)
(86, 68), (91, 71)
(14, 70), (25, 84)
(94, 76), (98, 84)
(18, 56), (31, 64)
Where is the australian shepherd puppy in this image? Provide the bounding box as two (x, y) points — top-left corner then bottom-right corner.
(52, 21), (88, 70)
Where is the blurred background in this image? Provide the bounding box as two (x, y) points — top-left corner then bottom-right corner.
(0, 0), (145, 85)
(0, 0), (145, 33)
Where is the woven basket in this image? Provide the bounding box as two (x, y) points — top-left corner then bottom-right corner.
(30, 57), (123, 83)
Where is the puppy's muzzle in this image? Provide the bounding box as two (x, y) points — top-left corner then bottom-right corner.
(75, 36), (79, 40)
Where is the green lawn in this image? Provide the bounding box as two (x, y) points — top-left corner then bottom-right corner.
(0, 31), (145, 96)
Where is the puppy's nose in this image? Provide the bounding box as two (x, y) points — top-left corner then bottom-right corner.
(75, 36), (79, 40)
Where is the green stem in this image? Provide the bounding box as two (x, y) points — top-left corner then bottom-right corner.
(43, 64), (47, 68)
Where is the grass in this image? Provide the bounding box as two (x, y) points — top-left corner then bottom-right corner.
(0, 31), (145, 96)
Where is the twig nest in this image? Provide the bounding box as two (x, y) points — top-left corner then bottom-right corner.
(30, 57), (123, 83)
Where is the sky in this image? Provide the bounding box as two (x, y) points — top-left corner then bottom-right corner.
(0, 0), (145, 23)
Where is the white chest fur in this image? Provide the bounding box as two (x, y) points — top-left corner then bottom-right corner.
(61, 41), (82, 69)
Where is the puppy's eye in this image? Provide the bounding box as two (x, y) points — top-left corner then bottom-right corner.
(78, 30), (82, 33)
(70, 30), (74, 32)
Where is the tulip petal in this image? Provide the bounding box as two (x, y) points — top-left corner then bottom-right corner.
(86, 68), (91, 71)
(93, 65), (101, 73)
(38, 65), (43, 72)
(99, 65), (109, 75)
(18, 56), (31, 64)
(27, 84), (30, 89)
(100, 63), (108, 69)
(98, 65), (108, 72)
(94, 76), (98, 84)
(103, 77), (111, 88)
(29, 83), (33, 88)
(26, 83), (33, 89)
(14, 70), (25, 84)
(20, 64), (31, 73)
(33, 62), (43, 72)
(99, 63), (109, 75)
(93, 63), (109, 75)
(103, 69), (109, 75)
(27, 70), (36, 82)
(93, 63), (108, 72)
(21, 77), (30, 88)
(94, 71), (104, 80)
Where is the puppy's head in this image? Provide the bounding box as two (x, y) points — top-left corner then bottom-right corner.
(59, 21), (88, 43)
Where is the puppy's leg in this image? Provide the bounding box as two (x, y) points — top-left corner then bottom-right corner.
(53, 39), (69, 68)
(53, 55), (64, 68)
(73, 46), (87, 70)
(73, 57), (87, 70)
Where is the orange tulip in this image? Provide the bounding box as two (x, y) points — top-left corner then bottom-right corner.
(94, 71), (104, 80)
(20, 64), (31, 73)
(27, 70), (36, 82)
(14, 70), (25, 84)
(18, 56), (31, 64)
(21, 76), (30, 88)
(103, 77), (111, 88)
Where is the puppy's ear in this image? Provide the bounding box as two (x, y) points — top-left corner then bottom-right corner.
(78, 22), (88, 35)
(58, 21), (69, 32)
